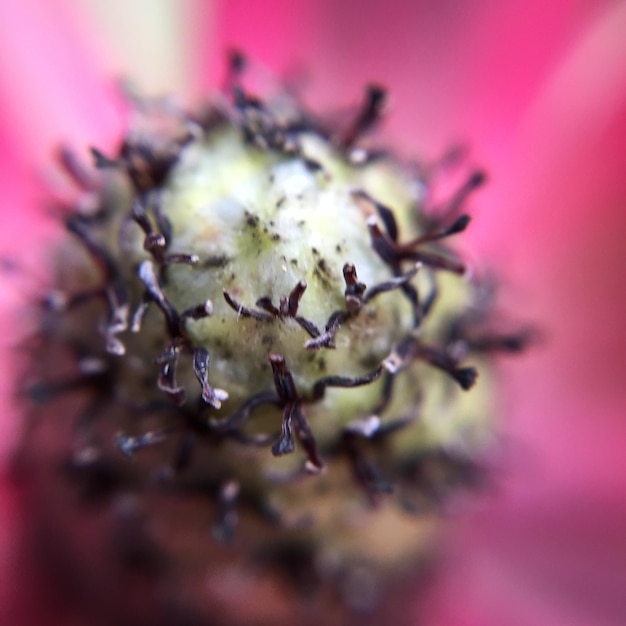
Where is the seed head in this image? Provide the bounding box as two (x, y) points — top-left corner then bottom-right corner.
(19, 60), (529, 625)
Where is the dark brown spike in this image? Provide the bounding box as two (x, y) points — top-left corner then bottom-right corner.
(57, 145), (100, 190)
(414, 343), (478, 390)
(192, 347), (229, 409)
(89, 146), (118, 169)
(151, 192), (173, 245)
(223, 290), (272, 320)
(420, 269), (439, 317)
(364, 263), (421, 302)
(343, 434), (393, 500)
(352, 190), (399, 242)
(256, 296), (281, 316)
(343, 263), (367, 294)
(269, 354), (300, 403)
(163, 252), (199, 266)
(366, 216), (400, 266)
(294, 316), (321, 338)
(209, 391), (280, 432)
(371, 372), (395, 416)
(311, 365), (384, 402)
(343, 263), (367, 312)
(303, 311), (345, 350)
(131, 292), (152, 332)
(367, 215), (466, 275)
(103, 282), (130, 355)
(131, 199), (155, 238)
(341, 84), (387, 149)
(223, 48), (247, 95)
(272, 403), (297, 457)
(374, 414), (417, 438)
(436, 169), (486, 222)
(405, 214), (471, 247)
(156, 340), (186, 404)
(383, 336), (420, 374)
(466, 330), (533, 354)
(404, 250), (465, 275)
(291, 404), (324, 473)
(65, 216), (117, 280)
(115, 431), (168, 458)
(138, 260), (180, 334)
(287, 280), (307, 317)
(179, 299), (213, 327)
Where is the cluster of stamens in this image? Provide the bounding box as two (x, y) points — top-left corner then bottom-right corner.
(24, 55), (530, 605)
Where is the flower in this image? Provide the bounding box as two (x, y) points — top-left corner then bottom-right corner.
(1, 1), (626, 625)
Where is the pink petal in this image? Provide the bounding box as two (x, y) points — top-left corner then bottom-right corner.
(0, 0), (123, 168)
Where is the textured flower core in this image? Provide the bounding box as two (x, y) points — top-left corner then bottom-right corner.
(21, 74), (525, 625)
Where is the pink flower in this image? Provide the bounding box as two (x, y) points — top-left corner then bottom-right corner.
(1, 1), (625, 624)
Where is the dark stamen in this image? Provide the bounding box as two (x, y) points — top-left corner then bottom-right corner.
(406, 214), (471, 247)
(89, 147), (118, 169)
(343, 263), (367, 312)
(269, 354), (299, 403)
(103, 284), (130, 355)
(255, 297), (280, 316)
(138, 260), (180, 335)
(156, 340), (186, 404)
(374, 414), (417, 438)
(436, 169), (486, 223)
(304, 311), (345, 350)
(286, 280), (307, 317)
(291, 404), (324, 473)
(223, 48), (246, 95)
(420, 269), (439, 318)
(343, 434), (393, 499)
(371, 372), (395, 415)
(352, 190), (398, 241)
(192, 347), (228, 409)
(209, 391), (280, 432)
(131, 292), (152, 332)
(58, 145), (99, 190)
(132, 200), (197, 266)
(416, 344), (478, 390)
(116, 431), (168, 458)
(341, 84), (387, 149)
(363, 263), (421, 302)
(223, 290), (272, 320)
(367, 216), (465, 275)
(164, 253), (199, 266)
(66, 217), (132, 353)
(384, 336), (477, 390)
(311, 365), (384, 402)
(272, 403), (296, 456)
(227, 283), (324, 343)
(466, 330), (533, 354)
(233, 87), (290, 152)
(294, 316), (322, 339)
(179, 300), (213, 334)
(152, 192), (173, 245)
(66, 216), (117, 280)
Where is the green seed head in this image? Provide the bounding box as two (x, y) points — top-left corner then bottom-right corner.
(21, 72), (525, 624)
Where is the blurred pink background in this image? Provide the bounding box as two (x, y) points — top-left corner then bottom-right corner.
(1, 1), (625, 624)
